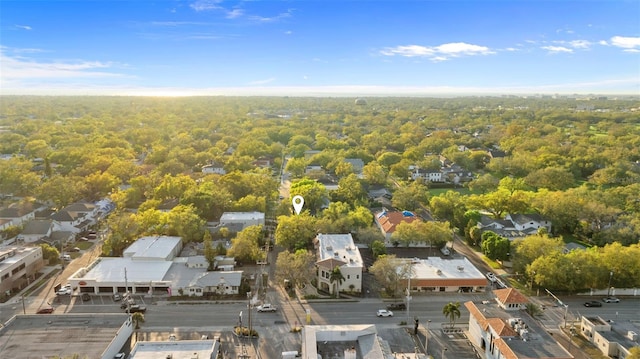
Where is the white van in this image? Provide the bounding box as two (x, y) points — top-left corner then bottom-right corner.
(61, 254), (71, 261)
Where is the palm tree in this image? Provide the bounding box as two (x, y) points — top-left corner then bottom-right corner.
(329, 267), (345, 298)
(132, 312), (145, 341)
(442, 302), (461, 329)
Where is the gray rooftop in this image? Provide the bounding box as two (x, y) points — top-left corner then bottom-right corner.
(0, 314), (129, 359)
(123, 235), (182, 260)
(77, 257), (173, 283)
(130, 340), (220, 359)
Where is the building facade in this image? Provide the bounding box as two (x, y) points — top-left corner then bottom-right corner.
(0, 246), (44, 295)
(315, 233), (363, 295)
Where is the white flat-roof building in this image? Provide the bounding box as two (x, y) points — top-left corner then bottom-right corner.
(398, 256), (487, 293)
(129, 339), (220, 359)
(315, 233), (363, 295)
(70, 235), (245, 296)
(123, 235), (182, 261)
(219, 212), (265, 230)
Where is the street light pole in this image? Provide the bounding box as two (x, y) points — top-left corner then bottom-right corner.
(607, 271), (613, 297)
(441, 347), (447, 359)
(425, 319), (431, 356)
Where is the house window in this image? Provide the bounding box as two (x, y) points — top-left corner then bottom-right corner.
(356, 275), (359, 279)
(347, 275), (350, 279)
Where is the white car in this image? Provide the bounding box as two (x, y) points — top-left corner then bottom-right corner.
(257, 304), (277, 312)
(486, 272), (497, 282)
(602, 297), (620, 303)
(376, 309), (394, 317)
(56, 287), (72, 296)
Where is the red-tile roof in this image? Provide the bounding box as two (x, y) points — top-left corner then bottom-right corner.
(376, 210), (421, 234)
(494, 288), (529, 305)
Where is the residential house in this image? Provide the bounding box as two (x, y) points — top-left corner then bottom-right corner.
(0, 203), (38, 227)
(18, 219), (54, 243)
(477, 214), (552, 239)
(202, 163), (226, 175)
(186, 271), (242, 296)
(411, 168), (443, 182)
(51, 202), (100, 233)
(374, 209), (422, 242)
(314, 234), (363, 295)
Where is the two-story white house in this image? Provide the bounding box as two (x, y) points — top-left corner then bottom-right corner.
(314, 234), (363, 295)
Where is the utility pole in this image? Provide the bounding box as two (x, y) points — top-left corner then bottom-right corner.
(607, 271), (613, 297)
(425, 319), (431, 356)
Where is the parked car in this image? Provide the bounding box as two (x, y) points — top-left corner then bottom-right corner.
(81, 293), (91, 301)
(602, 297), (620, 303)
(376, 309), (394, 317)
(37, 307), (55, 314)
(112, 293), (122, 301)
(386, 303), (406, 311)
(584, 301), (603, 307)
(68, 247), (81, 252)
(486, 272), (497, 282)
(128, 304), (147, 313)
(56, 287), (72, 296)
(78, 237), (89, 241)
(256, 303), (277, 312)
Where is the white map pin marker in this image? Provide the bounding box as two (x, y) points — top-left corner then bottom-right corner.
(292, 195), (305, 215)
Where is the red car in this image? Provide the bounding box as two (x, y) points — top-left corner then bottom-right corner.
(37, 307), (54, 314)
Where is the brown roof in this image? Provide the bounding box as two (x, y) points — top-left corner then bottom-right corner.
(376, 211), (421, 234)
(485, 318), (518, 337)
(494, 288), (529, 305)
(465, 301), (487, 327)
(316, 257), (346, 269)
(493, 338), (518, 359)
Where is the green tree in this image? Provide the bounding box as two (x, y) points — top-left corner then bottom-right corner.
(329, 267), (346, 298)
(274, 249), (316, 289)
(166, 205), (205, 243)
(203, 230), (216, 270)
(370, 240), (386, 258)
(442, 302), (461, 328)
(392, 181), (429, 211)
(275, 214), (317, 250)
(481, 232), (510, 261)
(39, 243), (60, 264)
(227, 225), (263, 262)
(369, 255), (403, 298)
(362, 161), (387, 185)
(512, 234), (564, 275)
(289, 178), (328, 215)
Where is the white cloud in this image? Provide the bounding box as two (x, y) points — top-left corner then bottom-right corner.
(248, 9), (293, 23)
(226, 9), (244, 19)
(380, 42), (493, 61)
(568, 40), (591, 49)
(248, 77), (276, 85)
(15, 25), (32, 30)
(0, 48), (124, 83)
(190, 0), (223, 12)
(610, 36), (640, 50)
(284, 30), (292, 35)
(541, 46), (573, 54)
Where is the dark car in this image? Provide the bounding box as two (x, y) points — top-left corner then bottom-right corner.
(81, 293), (91, 301)
(386, 302), (407, 311)
(37, 307), (54, 314)
(584, 301), (603, 307)
(128, 304), (147, 313)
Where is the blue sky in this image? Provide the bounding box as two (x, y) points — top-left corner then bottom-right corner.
(1, 0), (639, 96)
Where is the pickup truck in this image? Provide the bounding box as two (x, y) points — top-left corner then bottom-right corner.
(256, 303), (277, 312)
